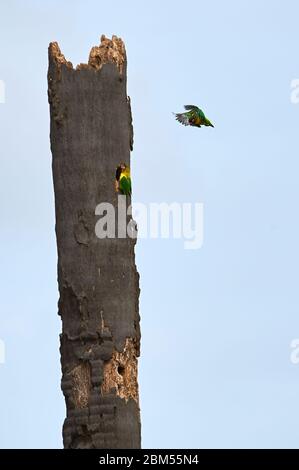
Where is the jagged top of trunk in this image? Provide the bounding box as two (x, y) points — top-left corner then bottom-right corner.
(48, 35), (126, 74)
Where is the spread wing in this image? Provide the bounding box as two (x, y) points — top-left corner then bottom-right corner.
(174, 112), (189, 126)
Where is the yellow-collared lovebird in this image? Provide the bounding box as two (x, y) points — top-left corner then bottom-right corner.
(174, 105), (214, 128)
(115, 163), (132, 196)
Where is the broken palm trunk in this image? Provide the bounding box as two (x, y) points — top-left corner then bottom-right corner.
(48, 35), (141, 449)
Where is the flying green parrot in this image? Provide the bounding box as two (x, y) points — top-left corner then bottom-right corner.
(174, 105), (214, 128)
(115, 163), (132, 196)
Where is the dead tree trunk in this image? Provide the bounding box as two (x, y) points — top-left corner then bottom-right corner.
(48, 35), (141, 449)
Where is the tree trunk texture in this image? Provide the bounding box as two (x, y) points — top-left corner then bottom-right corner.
(48, 35), (141, 449)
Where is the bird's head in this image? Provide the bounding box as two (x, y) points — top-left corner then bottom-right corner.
(116, 163), (128, 180)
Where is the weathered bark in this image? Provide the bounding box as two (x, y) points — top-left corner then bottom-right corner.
(48, 35), (141, 449)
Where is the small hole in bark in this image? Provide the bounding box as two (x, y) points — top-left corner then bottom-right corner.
(117, 365), (125, 376)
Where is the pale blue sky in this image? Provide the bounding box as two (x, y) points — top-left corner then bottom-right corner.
(1, 0), (299, 448)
